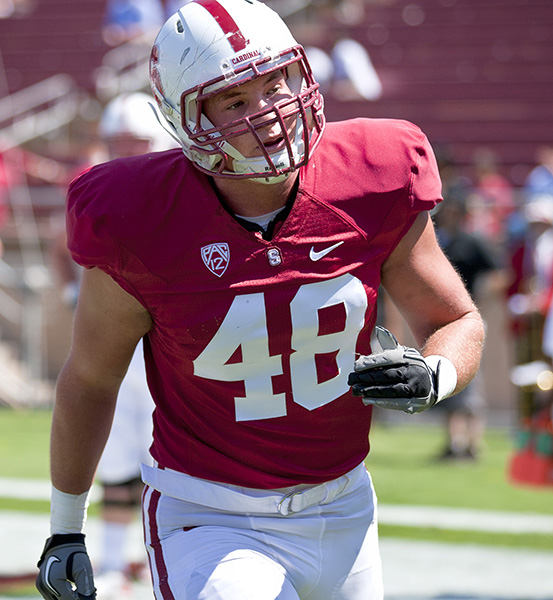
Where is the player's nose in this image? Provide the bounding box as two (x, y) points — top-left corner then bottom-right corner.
(250, 103), (282, 137)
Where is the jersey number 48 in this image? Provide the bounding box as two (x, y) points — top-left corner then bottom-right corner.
(193, 274), (367, 421)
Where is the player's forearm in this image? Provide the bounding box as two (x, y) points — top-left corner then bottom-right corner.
(420, 309), (485, 394)
(50, 365), (118, 495)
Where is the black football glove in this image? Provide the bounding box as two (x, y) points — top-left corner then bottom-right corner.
(36, 534), (96, 600)
(348, 326), (441, 414)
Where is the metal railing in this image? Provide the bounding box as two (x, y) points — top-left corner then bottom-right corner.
(0, 74), (82, 150)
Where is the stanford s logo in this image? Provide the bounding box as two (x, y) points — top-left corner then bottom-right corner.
(267, 247), (282, 267)
(201, 243), (230, 277)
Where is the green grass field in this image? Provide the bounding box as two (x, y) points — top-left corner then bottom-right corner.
(367, 419), (553, 551)
(2, 407), (553, 551)
(367, 421), (553, 514)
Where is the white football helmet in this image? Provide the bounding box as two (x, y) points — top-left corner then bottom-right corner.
(149, 0), (325, 183)
(99, 92), (175, 152)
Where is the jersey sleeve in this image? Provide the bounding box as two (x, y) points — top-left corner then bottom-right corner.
(391, 120), (443, 252)
(373, 119), (443, 255)
(65, 162), (144, 301)
(66, 165), (122, 275)
(407, 123), (443, 212)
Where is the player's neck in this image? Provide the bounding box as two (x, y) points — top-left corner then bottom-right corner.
(211, 172), (299, 218)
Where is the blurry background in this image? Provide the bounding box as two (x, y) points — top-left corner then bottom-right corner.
(1, 1), (553, 598)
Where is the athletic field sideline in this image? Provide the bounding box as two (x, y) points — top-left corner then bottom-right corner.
(1, 510), (552, 600)
(2, 476), (553, 535)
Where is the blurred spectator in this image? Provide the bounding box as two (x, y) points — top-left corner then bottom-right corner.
(102, 0), (165, 46)
(0, 0), (34, 18)
(508, 199), (553, 322)
(49, 92), (175, 596)
(506, 197), (553, 421)
(305, 38), (382, 102)
(432, 197), (505, 460)
(304, 46), (335, 96)
(466, 147), (516, 250)
(524, 144), (553, 201)
(508, 268), (553, 488)
(434, 144), (473, 208)
(97, 91), (174, 155)
(543, 284), (553, 362)
(331, 38), (382, 101)
(0, 149), (10, 229)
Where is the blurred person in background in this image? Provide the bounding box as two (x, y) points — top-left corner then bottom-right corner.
(506, 197), (553, 422)
(541, 277), (553, 468)
(0, 150), (10, 229)
(434, 144), (473, 216)
(508, 235), (553, 489)
(49, 91), (176, 598)
(432, 196), (505, 460)
(543, 281), (553, 363)
(0, 151), (8, 267)
(466, 147), (516, 254)
(330, 37), (382, 101)
(102, 0), (165, 45)
(302, 31), (382, 103)
(507, 199), (553, 347)
(524, 144), (553, 201)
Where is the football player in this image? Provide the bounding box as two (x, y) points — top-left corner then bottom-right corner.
(36, 1), (485, 599)
(46, 92), (174, 596)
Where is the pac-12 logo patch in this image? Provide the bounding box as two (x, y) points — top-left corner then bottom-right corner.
(201, 243), (230, 277)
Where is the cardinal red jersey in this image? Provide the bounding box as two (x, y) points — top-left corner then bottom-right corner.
(67, 118), (442, 488)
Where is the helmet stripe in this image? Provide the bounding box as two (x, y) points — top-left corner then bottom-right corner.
(196, 0), (248, 53)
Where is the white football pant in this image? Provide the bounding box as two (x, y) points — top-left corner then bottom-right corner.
(141, 462), (383, 599)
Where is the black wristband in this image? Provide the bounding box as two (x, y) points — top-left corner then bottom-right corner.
(38, 533), (86, 565)
(48, 533), (86, 548)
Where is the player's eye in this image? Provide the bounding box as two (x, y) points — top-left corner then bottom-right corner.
(223, 99), (244, 112)
(266, 74), (291, 98)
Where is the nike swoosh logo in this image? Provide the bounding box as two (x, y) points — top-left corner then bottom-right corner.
(309, 241), (344, 261)
(44, 555), (61, 595)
